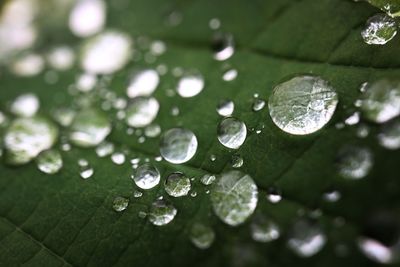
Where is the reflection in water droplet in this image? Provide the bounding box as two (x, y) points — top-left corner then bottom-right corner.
(336, 145), (373, 179)
(216, 99), (234, 117)
(176, 74), (204, 98)
(164, 172), (191, 197)
(127, 69), (160, 98)
(269, 75), (338, 135)
(112, 196), (129, 212)
(125, 97), (159, 128)
(4, 116), (58, 165)
(288, 219), (326, 257)
(211, 170), (258, 226)
(217, 117), (247, 149)
(160, 128), (198, 164)
(132, 163), (160, 189)
(190, 223), (215, 249)
(378, 118), (400, 149)
(212, 33), (234, 61)
(69, 0), (106, 37)
(81, 30), (132, 74)
(251, 216), (280, 243)
(10, 93), (39, 117)
(361, 13), (397, 45)
(69, 108), (111, 147)
(200, 174), (216, 185)
(36, 149), (63, 174)
(148, 199), (177, 226)
(360, 79), (400, 123)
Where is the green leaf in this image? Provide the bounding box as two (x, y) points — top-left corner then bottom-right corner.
(1, 0), (400, 266)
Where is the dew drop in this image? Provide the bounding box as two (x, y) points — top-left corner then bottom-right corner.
(148, 199), (177, 226)
(251, 216), (280, 243)
(231, 154), (243, 168)
(216, 99), (234, 117)
(132, 163), (160, 189)
(210, 170), (258, 226)
(79, 165), (94, 179)
(336, 145), (374, 179)
(111, 152), (125, 165)
(378, 118), (400, 149)
(209, 18), (221, 30)
(112, 196), (129, 212)
(4, 116), (58, 165)
(160, 128), (198, 164)
(144, 123), (161, 138)
(358, 237), (400, 264)
(164, 172), (191, 197)
(10, 53), (44, 77)
(52, 108), (76, 127)
(133, 190), (143, 198)
(69, 0), (105, 37)
(125, 97), (159, 128)
(95, 141), (114, 157)
(10, 93), (39, 117)
(176, 74), (204, 98)
(322, 190), (341, 202)
(200, 174), (216, 185)
(212, 33), (234, 61)
(190, 223), (215, 249)
(76, 73), (97, 92)
(222, 69), (237, 81)
(46, 46), (75, 71)
(36, 149), (63, 174)
(344, 111), (360, 126)
(361, 13), (397, 45)
(69, 108), (111, 147)
(252, 98), (266, 112)
(127, 69), (160, 98)
(268, 75), (338, 135)
(217, 117), (247, 149)
(287, 219), (326, 257)
(266, 187), (282, 204)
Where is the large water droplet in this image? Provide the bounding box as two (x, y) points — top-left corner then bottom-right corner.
(268, 75), (338, 135)
(217, 117), (247, 149)
(160, 128), (198, 164)
(287, 219), (326, 257)
(336, 145), (374, 179)
(10, 93), (39, 117)
(164, 172), (191, 197)
(80, 30), (132, 74)
(360, 79), (400, 123)
(69, 0), (106, 38)
(36, 149), (63, 174)
(361, 13), (397, 45)
(132, 163), (160, 189)
(125, 97), (159, 128)
(176, 74), (204, 98)
(378, 118), (400, 149)
(112, 196), (129, 212)
(69, 108), (111, 147)
(4, 116), (58, 165)
(127, 69), (160, 98)
(216, 99), (234, 117)
(210, 170), (258, 226)
(148, 199), (177, 226)
(190, 223), (215, 249)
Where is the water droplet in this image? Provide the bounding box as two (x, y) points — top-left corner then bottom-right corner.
(164, 172), (191, 197)
(52, 108), (76, 127)
(76, 73), (97, 92)
(133, 190), (143, 198)
(210, 154), (217, 162)
(176, 74), (204, 98)
(360, 79), (400, 123)
(251, 216), (280, 243)
(212, 33), (234, 61)
(357, 124), (370, 138)
(80, 165), (94, 179)
(10, 93), (39, 117)
(144, 123), (161, 138)
(69, 0), (105, 37)
(190, 191), (197, 197)
(288, 219), (326, 257)
(200, 174), (216, 185)
(112, 196), (129, 212)
(125, 97), (159, 128)
(190, 223), (215, 249)
(323, 190), (341, 202)
(4, 116), (58, 165)
(336, 145), (374, 179)
(81, 30), (132, 74)
(216, 99), (234, 117)
(361, 13), (397, 45)
(150, 40), (166, 56)
(268, 75), (338, 135)
(358, 237), (399, 264)
(266, 187), (282, 204)
(222, 69), (237, 81)
(127, 69), (160, 98)
(209, 18), (221, 30)
(69, 108), (111, 147)
(36, 149), (63, 174)
(344, 111), (360, 125)
(217, 117), (247, 149)
(132, 163), (160, 189)
(160, 128), (198, 164)
(210, 170), (258, 226)
(95, 141), (114, 157)
(111, 152), (125, 165)
(148, 199), (177, 226)
(378, 118), (400, 149)
(231, 154), (243, 168)
(11, 53), (44, 77)
(252, 98), (266, 112)
(46, 46), (75, 71)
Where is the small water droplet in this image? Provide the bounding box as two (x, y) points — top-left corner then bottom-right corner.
(358, 237), (399, 264)
(160, 128), (198, 164)
(356, 124), (370, 138)
(336, 145), (374, 179)
(209, 18), (221, 30)
(36, 149), (63, 174)
(222, 69), (237, 81)
(212, 33), (234, 61)
(378, 118), (400, 149)
(210, 170), (258, 226)
(95, 141), (114, 157)
(190, 191), (197, 197)
(80, 165), (94, 179)
(216, 99), (234, 117)
(344, 111), (360, 126)
(164, 172), (191, 197)
(11, 53), (44, 77)
(210, 154), (216, 162)
(200, 174), (216, 185)
(252, 98), (266, 112)
(144, 123), (161, 138)
(69, 0), (105, 37)
(112, 196), (129, 212)
(76, 73), (97, 92)
(217, 117), (247, 149)
(269, 75), (338, 135)
(176, 74), (204, 98)
(46, 46), (75, 71)
(266, 187), (282, 204)
(125, 97), (159, 128)
(251, 216), (280, 243)
(52, 108), (76, 127)
(190, 223), (215, 249)
(323, 190), (341, 202)
(111, 152), (125, 165)
(133, 190), (143, 198)
(361, 13), (397, 45)
(150, 40), (166, 56)
(132, 163), (160, 189)
(148, 199), (177, 226)
(127, 69), (160, 98)
(231, 154), (243, 168)
(10, 93), (39, 117)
